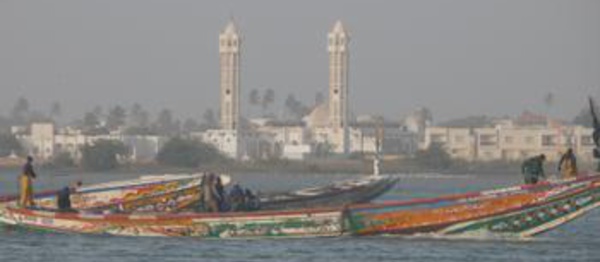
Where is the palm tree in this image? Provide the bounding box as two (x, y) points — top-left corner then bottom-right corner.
(50, 101), (62, 122)
(262, 89), (275, 117)
(249, 89), (260, 117)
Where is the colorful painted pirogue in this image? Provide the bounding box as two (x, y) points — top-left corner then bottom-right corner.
(346, 173), (600, 238)
(1, 174), (599, 239)
(0, 174), (211, 214)
(0, 174), (395, 214)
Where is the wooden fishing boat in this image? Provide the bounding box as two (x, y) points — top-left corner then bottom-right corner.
(1, 174), (599, 239)
(0, 173), (227, 213)
(0, 174), (397, 214)
(346, 173), (600, 238)
(258, 175), (398, 210)
(0, 204), (345, 238)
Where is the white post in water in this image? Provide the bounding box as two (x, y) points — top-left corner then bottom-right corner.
(373, 155), (380, 177)
(372, 116), (384, 177)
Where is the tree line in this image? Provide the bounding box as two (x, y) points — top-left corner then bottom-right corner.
(0, 97), (220, 136)
(0, 89), (326, 136)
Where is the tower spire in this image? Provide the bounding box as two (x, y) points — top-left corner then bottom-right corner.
(219, 20), (241, 131)
(328, 20), (350, 154)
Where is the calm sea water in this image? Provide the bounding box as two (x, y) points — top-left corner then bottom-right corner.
(1, 169), (599, 262)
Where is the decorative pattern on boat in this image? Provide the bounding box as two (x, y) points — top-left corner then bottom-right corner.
(346, 177), (600, 237)
(441, 183), (600, 237)
(1, 208), (343, 239)
(34, 175), (205, 212)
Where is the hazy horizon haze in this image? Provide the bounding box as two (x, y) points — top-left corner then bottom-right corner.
(1, 0), (598, 123)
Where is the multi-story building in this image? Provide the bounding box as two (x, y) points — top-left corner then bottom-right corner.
(421, 119), (595, 162)
(15, 122), (167, 163)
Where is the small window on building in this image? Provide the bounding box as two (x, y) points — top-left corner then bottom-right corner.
(542, 135), (556, 146)
(525, 136), (534, 144)
(582, 135), (594, 146)
(504, 136), (514, 144)
(431, 134), (445, 143)
(480, 134), (496, 146)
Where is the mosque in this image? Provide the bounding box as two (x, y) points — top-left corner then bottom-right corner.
(196, 21), (418, 160)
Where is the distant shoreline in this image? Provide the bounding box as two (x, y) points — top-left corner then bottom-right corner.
(2, 158), (594, 176)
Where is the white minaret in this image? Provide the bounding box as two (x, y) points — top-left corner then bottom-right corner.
(328, 20), (350, 154)
(219, 21), (241, 130)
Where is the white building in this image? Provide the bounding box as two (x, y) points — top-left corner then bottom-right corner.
(196, 129), (242, 160)
(15, 122), (167, 163)
(421, 118), (595, 162)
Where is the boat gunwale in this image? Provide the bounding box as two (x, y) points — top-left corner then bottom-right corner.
(5, 204), (343, 223)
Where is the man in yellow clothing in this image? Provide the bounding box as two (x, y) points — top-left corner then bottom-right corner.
(558, 148), (578, 179)
(19, 156), (37, 207)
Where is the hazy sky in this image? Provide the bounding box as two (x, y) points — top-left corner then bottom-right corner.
(1, 0), (599, 123)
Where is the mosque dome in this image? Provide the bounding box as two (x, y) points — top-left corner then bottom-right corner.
(303, 103), (329, 128)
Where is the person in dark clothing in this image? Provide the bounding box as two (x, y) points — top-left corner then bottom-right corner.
(228, 184), (245, 211)
(19, 156), (37, 207)
(200, 173), (220, 212)
(215, 176), (230, 212)
(521, 154), (546, 185)
(56, 186), (73, 211)
(558, 148), (578, 179)
(244, 189), (260, 211)
(215, 177), (225, 201)
(589, 97), (600, 171)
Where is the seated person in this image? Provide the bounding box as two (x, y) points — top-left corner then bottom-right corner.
(244, 189), (261, 211)
(56, 186), (76, 212)
(228, 184), (245, 211)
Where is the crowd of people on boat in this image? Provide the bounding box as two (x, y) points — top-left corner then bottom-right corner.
(199, 173), (260, 212)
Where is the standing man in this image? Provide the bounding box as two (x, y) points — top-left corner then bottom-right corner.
(200, 173), (220, 212)
(558, 148), (578, 179)
(521, 154), (546, 185)
(20, 156), (37, 207)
